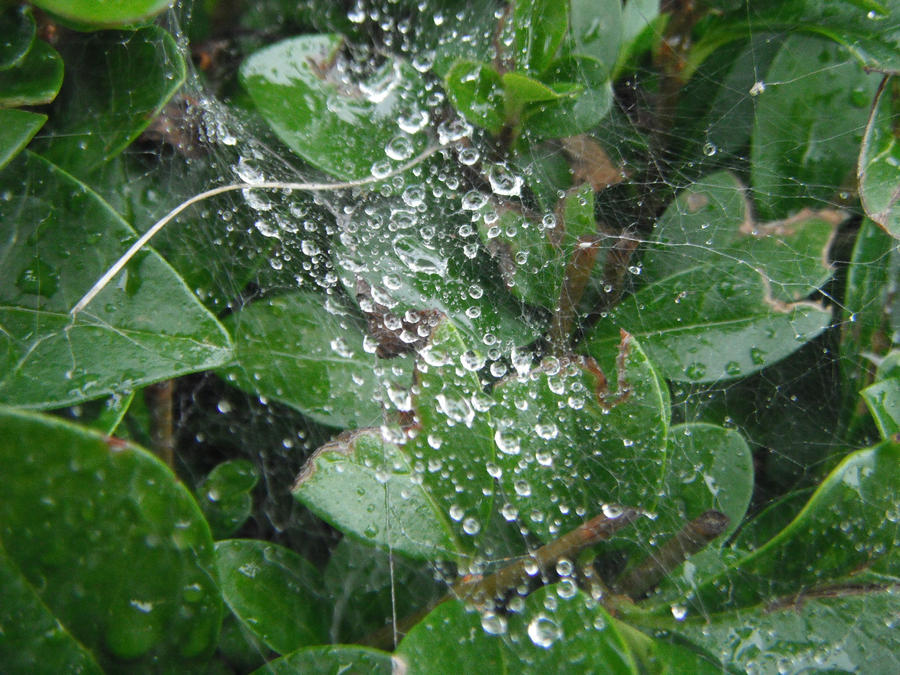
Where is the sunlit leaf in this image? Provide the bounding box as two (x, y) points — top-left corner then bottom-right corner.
(0, 407), (222, 669)
(0, 152), (233, 408)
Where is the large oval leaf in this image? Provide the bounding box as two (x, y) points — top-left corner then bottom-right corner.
(858, 76), (900, 238)
(241, 34), (429, 181)
(0, 407), (222, 670)
(0, 152), (232, 408)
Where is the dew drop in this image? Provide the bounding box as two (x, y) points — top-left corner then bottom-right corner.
(527, 614), (561, 648)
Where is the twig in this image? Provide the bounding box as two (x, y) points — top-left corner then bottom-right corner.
(612, 510), (729, 600)
(550, 236), (603, 352)
(360, 506), (642, 649)
(69, 144), (447, 316)
(145, 380), (175, 468)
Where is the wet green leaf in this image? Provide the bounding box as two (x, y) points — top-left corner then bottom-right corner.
(655, 423), (753, 540)
(513, 0), (568, 74)
(215, 539), (327, 655)
(292, 428), (459, 560)
(642, 172), (839, 302)
(502, 71), (568, 105)
(494, 335), (670, 541)
(253, 645), (393, 675)
(730, 488), (813, 552)
(0, 39), (62, 107)
(323, 538), (442, 643)
(561, 182), (597, 243)
(686, 439), (900, 612)
(0, 152), (232, 408)
(568, 0), (623, 78)
(0, 108), (45, 170)
(406, 318), (495, 547)
(862, 376), (900, 438)
(522, 73), (612, 140)
(0, 543), (103, 674)
(0, 5), (35, 70)
(220, 293), (402, 429)
(613, 0), (664, 78)
(241, 34), (429, 180)
(587, 264), (832, 383)
(29, 0), (172, 27)
(0, 407), (222, 669)
(33, 26), (186, 178)
(199, 460), (260, 539)
(751, 34), (879, 219)
(675, 588), (900, 675)
(444, 60), (505, 135)
(859, 76), (900, 238)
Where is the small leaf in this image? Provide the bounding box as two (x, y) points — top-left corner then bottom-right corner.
(0, 407), (222, 668)
(0, 39), (62, 107)
(215, 539), (327, 655)
(675, 588), (900, 674)
(241, 34), (429, 180)
(561, 183), (597, 243)
(686, 440), (900, 612)
(0, 108), (45, 170)
(33, 26), (186, 177)
(252, 645), (393, 675)
(523, 74), (613, 140)
(0, 544), (103, 674)
(292, 428), (459, 560)
(199, 460), (259, 539)
(569, 0), (623, 78)
(502, 71), (568, 104)
(513, 0), (569, 74)
(861, 377), (900, 439)
(859, 76), (900, 238)
(751, 34), (879, 219)
(0, 152), (233, 409)
(220, 293), (403, 429)
(0, 5), (35, 70)
(29, 0), (173, 27)
(444, 60), (505, 135)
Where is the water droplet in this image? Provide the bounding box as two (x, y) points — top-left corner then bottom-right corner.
(217, 399), (232, 414)
(481, 611), (507, 635)
(385, 135), (414, 161)
(725, 361), (742, 376)
(749, 81), (766, 96)
(462, 517), (481, 535)
(671, 604), (688, 621)
(16, 258), (59, 298)
(702, 142), (717, 156)
(461, 190), (489, 211)
(684, 362), (707, 380)
(494, 429), (521, 455)
(487, 164), (523, 197)
(527, 614), (561, 648)
(750, 347), (766, 365)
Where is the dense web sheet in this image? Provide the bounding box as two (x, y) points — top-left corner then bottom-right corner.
(8, 0), (898, 672)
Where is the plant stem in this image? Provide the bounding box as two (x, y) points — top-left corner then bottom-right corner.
(145, 380), (175, 468)
(550, 236), (603, 352)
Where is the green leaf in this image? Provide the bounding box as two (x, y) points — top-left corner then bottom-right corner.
(252, 645), (393, 675)
(220, 293), (404, 429)
(241, 34), (429, 181)
(292, 428), (459, 560)
(0, 108), (46, 170)
(751, 34), (879, 219)
(840, 219), (896, 436)
(198, 460), (260, 539)
(0, 543), (103, 674)
(444, 59), (505, 135)
(502, 71), (569, 104)
(523, 74), (613, 140)
(323, 537), (442, 642)
(569, 0), (623, 78)
(0, 39), (63, 107)
(587, 264), (832, 383)
(862, 376), (900, 438)
(0, 152), (233, 408)
(33, 26), (186, 177)
(0, 407), (222, 668)
(215, 539), (327, 655)
(859, 76), (900, 238)
(642, 172), (839, 302)
(730, 488), (813, 552)
(29, 0), (172, 27)
(675, 588), (900, 674)
(561, 182), (597, 243)
(685, 439), (900, 612)
(655, 423), (753, 540)
(513, 0), (569, 74)
(396, 587), (724, 673)
(0, 5), (36, 70)
(613, 0), (664, 79)
(494, 335), (670, 541)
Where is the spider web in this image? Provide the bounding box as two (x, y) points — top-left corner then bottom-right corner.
(55, 0), (897, 670)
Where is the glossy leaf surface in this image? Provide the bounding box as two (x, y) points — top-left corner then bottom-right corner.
(0, 108), (45, 170)
(0, 408), (222, 669)
(0, 5), (35, 69)
(0, 39), (62, 107)
(859, 76), (900, 238)
(0, 152), (232, 408)
(198, 460), (260, 539)
(29, 0), (173, 27)
(216, 539), (327, 655)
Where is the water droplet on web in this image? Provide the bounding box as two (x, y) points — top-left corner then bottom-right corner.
(371, 159), (393, 179)
(671, 604), (688, 621)
(398, 109), (430, 134)
(462, 517), (481, 535)
(437, 118), (472, 145)
(481, 611), (507, 635)
(385, 135), (414, 161)
(254, 219), (279, 238)
(234, 157), (264, 184)
(487, 164), (523, 197)
(514, 480), (531, 497)
(702, 142), (717, 156)
(602, 504), (624, 518)
(449, 504), (464, 521)
(217, 399), (232, 414)
(458, 147), (480, 166)
(494, 429), (521, 455)
(749, 81), (766, 96)
(461, 190), (489, 211)
(684, 362), (707, 380)
(527, 614), (561, 648)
